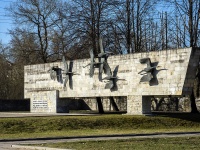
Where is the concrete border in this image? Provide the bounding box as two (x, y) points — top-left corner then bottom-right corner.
(11, 145), (72, 150)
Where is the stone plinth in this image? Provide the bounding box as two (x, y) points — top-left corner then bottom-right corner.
(127, 95), (151, 115)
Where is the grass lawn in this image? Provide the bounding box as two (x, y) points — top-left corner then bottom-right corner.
(0, 113), (200, 140)
(36, 136), (200, 150)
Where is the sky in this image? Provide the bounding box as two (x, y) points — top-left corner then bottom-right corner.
(0, 0), (173, 45)
(0, 0), (15, 44)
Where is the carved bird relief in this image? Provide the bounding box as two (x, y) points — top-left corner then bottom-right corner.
(138, 58), (156, 83)
(97, 38), (113, 74)
(83, 38), (113, 78)
(62, 56), (78, 89)
(102, 65), (124, 91)
(48, 66), (62, 82)
(83, 49), (102, 77)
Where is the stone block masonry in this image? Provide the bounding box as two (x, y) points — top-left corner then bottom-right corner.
(127, 96), (151, 115)
(24, 47), (200, 114)
(30, 91), (58, 113)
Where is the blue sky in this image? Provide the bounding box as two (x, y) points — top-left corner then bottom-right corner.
(0, 0), (172, 45)
(0, 0), (14, 44)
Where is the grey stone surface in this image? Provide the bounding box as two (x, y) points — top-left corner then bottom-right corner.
(30, 91), (58, 113)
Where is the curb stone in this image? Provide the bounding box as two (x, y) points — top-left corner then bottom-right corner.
(11, 145), (73, 150)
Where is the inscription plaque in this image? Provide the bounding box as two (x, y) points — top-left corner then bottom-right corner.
(32, 100), (48, 109)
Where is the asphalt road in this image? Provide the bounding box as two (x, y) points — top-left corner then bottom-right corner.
(1, 132), (200, 150)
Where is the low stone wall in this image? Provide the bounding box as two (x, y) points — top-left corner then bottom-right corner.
(0, 99), (30, 111)
(151, 97), (191, 112)
(83, 97), (127, 111)
(83, 97), (191, 112)
(58, 98), (92, 112)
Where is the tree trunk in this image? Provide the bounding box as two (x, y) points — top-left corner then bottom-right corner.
(189, 0), (194, 47)
(126, 0), (131, 54)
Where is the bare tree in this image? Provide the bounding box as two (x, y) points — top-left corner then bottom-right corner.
(114, 0), (157, 53)
(50, 1), (82, 60)
(9, 28), (40, 64)
(8, 0), (62, 63)
(0, 42), (23, 99)
(173, 0), (200, 47)
(173, 0), (200, 113)
(70, 0), (120, 55)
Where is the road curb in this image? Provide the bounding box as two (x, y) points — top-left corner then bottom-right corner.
(1, 131), (200, 142)
(11, 144), (73, 150)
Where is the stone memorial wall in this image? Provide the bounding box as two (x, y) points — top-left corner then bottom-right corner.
(24, 47), (200, 114)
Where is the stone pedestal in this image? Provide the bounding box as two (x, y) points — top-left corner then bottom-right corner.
(30, 90), (58, 113)
(30, 90), (70, 113)
(126, 95), (151, 115)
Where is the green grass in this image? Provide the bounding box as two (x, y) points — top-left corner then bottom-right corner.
(0, 113), (200, 139)
(35, 136), (200, 150)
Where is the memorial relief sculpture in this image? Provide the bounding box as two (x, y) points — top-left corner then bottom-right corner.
(62, 56), (76, 89)
(97, 38), (113, 74)
(138, 58), (156, 83)
(25, 47), (198, 114)
(48, 66), (62, 83)
(84, 38), (113, 78)
(49, 66), (57, 80)
(102, 65), (122, 91)
(83, 49), (103, 77)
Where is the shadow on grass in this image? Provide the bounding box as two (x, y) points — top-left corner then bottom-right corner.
(152, 111), (200, 123)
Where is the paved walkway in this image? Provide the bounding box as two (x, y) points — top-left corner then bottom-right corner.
(1, 132), (200, 150)
(0, 112), (98, 118)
